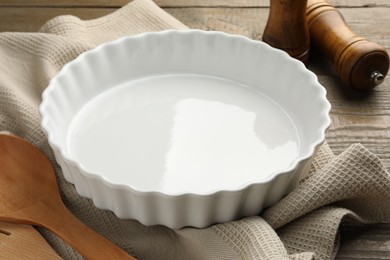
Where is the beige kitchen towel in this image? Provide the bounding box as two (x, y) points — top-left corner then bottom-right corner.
(1, 0), (390, 259)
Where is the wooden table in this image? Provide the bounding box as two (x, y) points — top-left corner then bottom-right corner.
(1, 0), (389, 258)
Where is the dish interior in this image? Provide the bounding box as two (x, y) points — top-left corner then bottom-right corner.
(67, 73), (299, 194)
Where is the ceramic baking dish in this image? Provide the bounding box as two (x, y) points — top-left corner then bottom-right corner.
(40, 30), (331, 229)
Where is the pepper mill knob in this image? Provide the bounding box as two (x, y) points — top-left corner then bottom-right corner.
(307, 0), (389, 90)
(263, 0), (310, 64)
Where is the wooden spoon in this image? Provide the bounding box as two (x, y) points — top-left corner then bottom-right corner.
(0, 134), (135, 260)
(0, 221), (61, 259)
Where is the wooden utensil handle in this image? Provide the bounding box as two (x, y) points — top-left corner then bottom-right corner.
(32, 201), (136, 260)
(307, 0), (389, 90)
(263, 0), (310, 64)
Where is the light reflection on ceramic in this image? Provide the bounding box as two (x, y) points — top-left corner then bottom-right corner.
(40, 30), (331, 229)
(68, 74), (299, 194)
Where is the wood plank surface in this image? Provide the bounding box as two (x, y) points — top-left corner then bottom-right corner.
(337, 222), (390, 259)
(0, 0), (389, 7)
(0, 7), (114, 32)
(0, 1), (390, 258)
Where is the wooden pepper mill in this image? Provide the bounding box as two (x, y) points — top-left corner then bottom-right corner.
(307, 0), (389, 90)
(262, 0), (310, 65)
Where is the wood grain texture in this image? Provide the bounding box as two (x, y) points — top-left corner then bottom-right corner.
(0, 222), (61, 259)
(307, 0), (389, 90)
(159, 0), (390, 7)
(0, 134), (135, 260)
(0, 7), (115, 32)
(0, 1), (389, 259)
(262, 0), (310, 63)
(0, 0), (128, 7)
(337, 222), (390, 259)
(0, 0), (389, 7)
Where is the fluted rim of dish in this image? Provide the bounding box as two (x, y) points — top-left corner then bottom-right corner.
(40, 29), (330, 197)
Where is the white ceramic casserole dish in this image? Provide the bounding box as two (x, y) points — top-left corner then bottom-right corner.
(40, 30), (331, 229)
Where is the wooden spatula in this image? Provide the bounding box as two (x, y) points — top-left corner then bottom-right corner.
(0, 134), (135, 259)
(0, 221), (61, 259)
